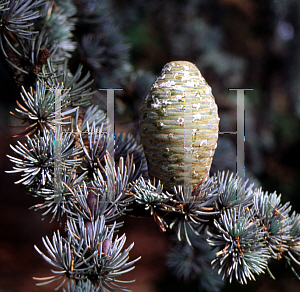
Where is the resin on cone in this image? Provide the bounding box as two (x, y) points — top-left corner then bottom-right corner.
(140, 61), (219, 190)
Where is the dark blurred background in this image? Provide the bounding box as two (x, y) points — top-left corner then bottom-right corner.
(1, 0), (300, 291)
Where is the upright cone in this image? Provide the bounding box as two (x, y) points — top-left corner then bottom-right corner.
(139, 61), (219, 190)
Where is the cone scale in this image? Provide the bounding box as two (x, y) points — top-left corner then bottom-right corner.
(139, 61), (220, 190)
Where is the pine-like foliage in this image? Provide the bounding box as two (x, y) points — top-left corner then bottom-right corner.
(3, 1), (300, 292)
(34, 216), (140, 291)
